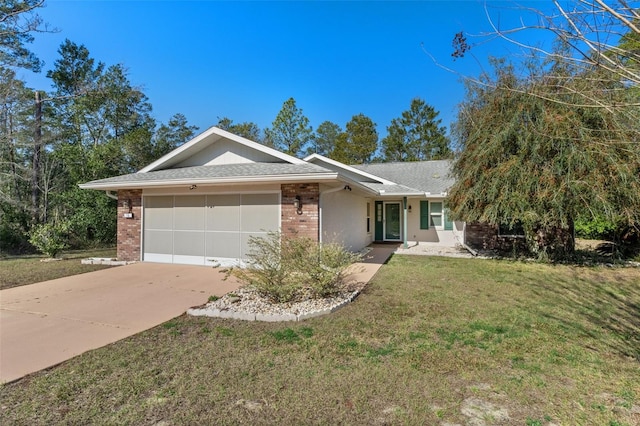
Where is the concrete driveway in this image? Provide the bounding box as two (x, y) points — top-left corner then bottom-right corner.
(0, 262), (241, 383)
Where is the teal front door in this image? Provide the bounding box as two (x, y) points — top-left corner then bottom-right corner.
(384, 202), (401, 241)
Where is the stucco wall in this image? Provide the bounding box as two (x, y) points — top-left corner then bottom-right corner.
(321, 190), (372, 251)
(404, 197), (463, 246)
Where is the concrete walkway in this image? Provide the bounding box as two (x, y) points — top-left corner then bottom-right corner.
(0, 263), (241, 383)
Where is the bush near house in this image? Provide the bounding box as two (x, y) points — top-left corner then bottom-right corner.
(227, 232), (361, 303)
(28, 220), (71, 258)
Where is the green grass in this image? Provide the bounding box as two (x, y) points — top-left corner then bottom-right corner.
(0, 247), (117, 289)
(1, 255), (639, 425)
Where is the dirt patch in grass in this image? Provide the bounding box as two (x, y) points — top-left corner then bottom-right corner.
(0, 248), (117, 289)
(1, 255), (639, 425)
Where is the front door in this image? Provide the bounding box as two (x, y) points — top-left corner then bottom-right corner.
(384, 202), (401, 241)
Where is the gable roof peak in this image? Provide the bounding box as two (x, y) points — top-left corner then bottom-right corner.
(139, 126), (305, 173)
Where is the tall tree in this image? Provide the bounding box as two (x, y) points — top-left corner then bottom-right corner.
(307, 120), (341, 157)
(0, 0), (47, 71)
(331, 114), (378, 164)
(216, 116), (261, 141)
(264, 97), (313, 157)
(447, 57), (640, 258)
(148, 113), (198, 163)
(45, 40), (156, 244)
(382, 98), (451, 161)
(0, 66), (35, 251)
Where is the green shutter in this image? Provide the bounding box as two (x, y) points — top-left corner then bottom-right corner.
(374, 201), (383, 241)
(444, 208), (453, 231)
(420, 200), (429, 229)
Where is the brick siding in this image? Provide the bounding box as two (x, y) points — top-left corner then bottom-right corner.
(281, 183), (319, 240)
(117, 189), (142, 261)
(465, 221), (573, 255)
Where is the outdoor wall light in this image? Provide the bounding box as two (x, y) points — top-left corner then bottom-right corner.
(408, 205), (412, 212)
(294, 195), (303, 215)
(344, 185), (352, 191)
(189, 184), (197, 190)
(122, 198), (133, 219)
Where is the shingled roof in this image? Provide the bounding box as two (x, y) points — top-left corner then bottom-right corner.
(79, 163), (336, 189)
(352, 160), (454, 194)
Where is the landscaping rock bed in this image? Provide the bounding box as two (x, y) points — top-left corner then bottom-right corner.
(188, 280), (367, 322)
(81, 257), (136, 266)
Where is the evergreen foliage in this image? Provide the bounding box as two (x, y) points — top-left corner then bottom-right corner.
(0, 37), (198, 254)
(308, 120), (341, 157)
(331, 113), (378, 164)
(382, 98), (451, 161)
(264, 97), (313, 157)
(216, 116), (261, 142)
(0, 0), (46, 71)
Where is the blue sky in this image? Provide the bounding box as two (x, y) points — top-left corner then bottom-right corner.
(20, 1), (552, 139)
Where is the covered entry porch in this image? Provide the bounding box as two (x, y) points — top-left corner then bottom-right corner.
(373, 197), (461, 248)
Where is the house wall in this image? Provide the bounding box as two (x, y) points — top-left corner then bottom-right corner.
(281, 183), (319, 240)
(117, 189), (142, 261)
(321, 189), (372, 251)
(405, 197), (463, 246)
(465, 222), (528, 252)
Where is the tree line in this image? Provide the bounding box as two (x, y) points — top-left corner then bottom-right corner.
(218, 96), (451, 163)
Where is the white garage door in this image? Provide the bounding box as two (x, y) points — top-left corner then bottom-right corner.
(143, 194), (280, 266)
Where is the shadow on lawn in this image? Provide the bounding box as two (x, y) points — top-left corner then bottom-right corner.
(529, 269), (640, 361)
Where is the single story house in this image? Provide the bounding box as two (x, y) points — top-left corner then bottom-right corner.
(80, 126), (492, 266)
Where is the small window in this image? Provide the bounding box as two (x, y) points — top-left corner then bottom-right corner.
(430, 202), (443, 230)
(366, 202), (371, 233)
(499, 221), (525, 237)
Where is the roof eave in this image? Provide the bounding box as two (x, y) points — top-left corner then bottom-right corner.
(78, 172), (339, 191)
(304, 153), (396, 185)
(376, 192), (425, 197)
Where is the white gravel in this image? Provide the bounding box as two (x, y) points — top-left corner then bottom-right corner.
(189, 279), (367, 321)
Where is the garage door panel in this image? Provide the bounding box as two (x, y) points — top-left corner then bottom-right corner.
(144, 196), (173, 229)
(205, 232), (241, 258)
(206, 195), (240, 231)
(241, 194), (279, 232)
(174, 231), (204, 256)
(143, 193), (280, 265)
(144, 230), (173, 254)
(174, 195), (205, 230)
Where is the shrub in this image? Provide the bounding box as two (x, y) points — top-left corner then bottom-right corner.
(28, 220), (71, 258)
(575, 216), (617, 240)
(228, 232), (361, 303)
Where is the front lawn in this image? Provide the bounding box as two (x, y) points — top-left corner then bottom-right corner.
(0, 247), (117, 290)
(1, 255), (638, 425)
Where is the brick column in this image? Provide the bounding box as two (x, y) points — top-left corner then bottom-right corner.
(117, 189), (142, 261)
(281, 183), (319, 240)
